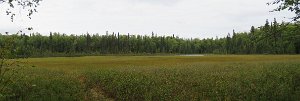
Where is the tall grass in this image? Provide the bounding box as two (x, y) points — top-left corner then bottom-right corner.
(1, 55), (300, 100)
(85, 62), (300, 100)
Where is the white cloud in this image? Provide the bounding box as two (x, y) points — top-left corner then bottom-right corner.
(0, 0), (294, 38)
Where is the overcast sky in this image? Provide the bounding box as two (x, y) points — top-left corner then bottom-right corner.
(0, 0), (294, 38)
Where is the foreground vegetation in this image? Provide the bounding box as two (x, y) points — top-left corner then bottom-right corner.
(0, 55), (300, 100)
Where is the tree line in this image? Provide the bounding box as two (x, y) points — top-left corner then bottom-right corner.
(0, 19), (300, 57)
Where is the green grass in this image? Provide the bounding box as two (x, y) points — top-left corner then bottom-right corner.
(1, 55), (300, 100)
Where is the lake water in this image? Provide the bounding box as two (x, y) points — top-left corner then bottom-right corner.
(179, 54), (205, 56)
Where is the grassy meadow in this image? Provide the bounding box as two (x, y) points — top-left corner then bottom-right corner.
(1, 55), (300, 100)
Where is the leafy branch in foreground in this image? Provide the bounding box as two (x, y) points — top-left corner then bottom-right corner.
(268, 0), (300, 21)
(0, 0), (42, 22)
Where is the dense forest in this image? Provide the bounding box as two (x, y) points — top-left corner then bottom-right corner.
(0, 19), (300, 57)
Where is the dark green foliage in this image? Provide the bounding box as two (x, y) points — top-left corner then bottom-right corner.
(1, 20), (300, 57)
(0, 34), (28, 100)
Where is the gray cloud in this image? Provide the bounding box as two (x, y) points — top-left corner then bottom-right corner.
(0, 0), (294, 38)
(128, 0), (181, 5)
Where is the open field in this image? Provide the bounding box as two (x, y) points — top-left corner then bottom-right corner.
(2, 55), (300, 100)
